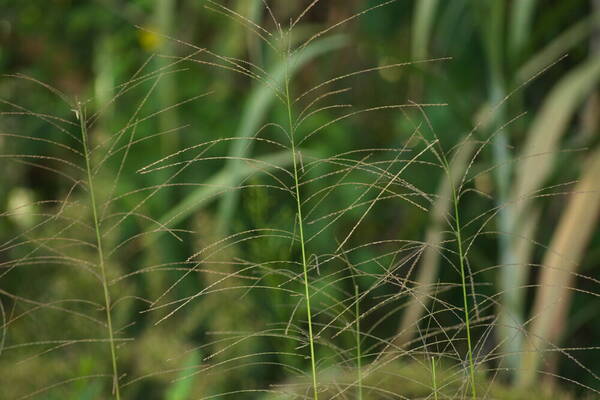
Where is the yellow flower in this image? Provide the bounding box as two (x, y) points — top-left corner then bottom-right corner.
(138, 29), (161, 51)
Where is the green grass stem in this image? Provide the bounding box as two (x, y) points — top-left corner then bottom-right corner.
(432, 357), (438, 400)
(355, 284), (363, 400)
(450, 182), (477, 399)
(284, 41), (319, 399)
(78, 103), (121, 399)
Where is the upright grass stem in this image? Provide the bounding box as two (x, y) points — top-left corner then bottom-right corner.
(450, 181), (477, 399)
(428, 142), (477, 398)
(78, 103), (121, 399)
(355, 284), (363, 400)
(283, 48), (319, 399)
(431, 357), (438, 400)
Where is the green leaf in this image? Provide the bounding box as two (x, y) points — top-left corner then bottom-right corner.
(512, 56), (600, 212)
(411, 0), (440, 59)
(517, 11), (600, 81)
(165, 351), (200, 400)
(509, 0), (538, 59)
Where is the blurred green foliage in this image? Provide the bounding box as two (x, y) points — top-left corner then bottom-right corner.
(0, 0), (598, 399)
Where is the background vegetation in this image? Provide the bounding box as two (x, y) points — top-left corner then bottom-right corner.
(1, 0), (599, 399)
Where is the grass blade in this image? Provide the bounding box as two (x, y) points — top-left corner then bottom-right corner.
(506, 55), (600, 383)
(395, 139), (475, 348)
(157, 150), (295, 231)
(517, 12), (600, 82)
(165, 352), (200, 400)
(519, 147), (600, 387)
(509, 0), (538, 59)
(512, 56), (600, 226)
(216, 35), (347, 235)
(411, 0), (440, 60)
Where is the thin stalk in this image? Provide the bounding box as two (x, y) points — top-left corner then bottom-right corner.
(355, 284), (363, 400)
(284, 47), (318, 399)
(450, 181), (477, 400)
(430, 144), (477, 398)
(78, 103), (121, 399)
(394, 140), (475, 348)
(431, 357), (438, 400)
(419, 131), (476, 397)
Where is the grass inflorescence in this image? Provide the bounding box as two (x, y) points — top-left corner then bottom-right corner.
(1, 1), (599, 399)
